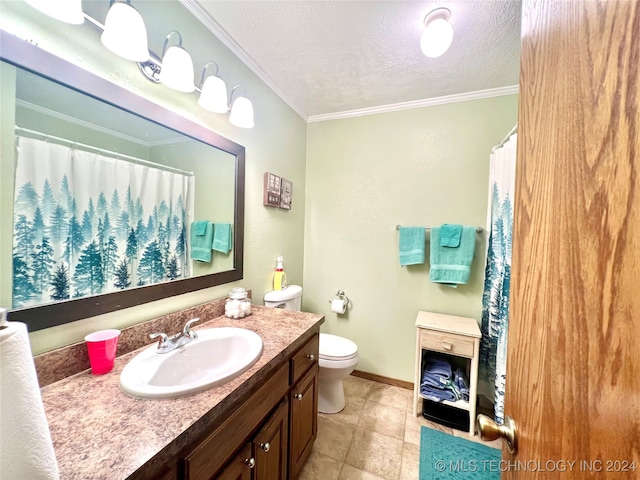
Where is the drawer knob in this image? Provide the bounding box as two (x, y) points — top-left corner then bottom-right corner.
(294, 393), (304, 400)
(306, 354), (315, 361)
(442, 341), (452, 350)
(245, 457), (256, 469)
(260, 442), (270, 452)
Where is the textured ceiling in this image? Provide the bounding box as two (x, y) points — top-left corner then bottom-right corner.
(186, 0), (522, 120)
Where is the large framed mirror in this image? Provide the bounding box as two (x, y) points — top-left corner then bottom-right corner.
(0, 31), (245, 332)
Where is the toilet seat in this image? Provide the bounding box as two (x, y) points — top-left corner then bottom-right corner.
(319, 333), (358, 361)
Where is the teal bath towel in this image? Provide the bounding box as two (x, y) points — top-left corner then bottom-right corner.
(212, 223), (232, 254)
(190, 221), (213, 262)
(399, 227), (426, 266)
(429, 225), (476, 285)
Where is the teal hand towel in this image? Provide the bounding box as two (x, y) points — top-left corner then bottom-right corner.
(440, 224), (462, 247)
(194, 221), (208, 236)
(190, 221), (213, 262)
(399, 227), (426, 266)
(212, 223), (232, 254)
(429, 225), (476, 285)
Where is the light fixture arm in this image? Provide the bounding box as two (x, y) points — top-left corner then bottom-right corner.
(229, 84), (247, 105)
(199, 61), (221, 88)
(162, 30), (184, 57)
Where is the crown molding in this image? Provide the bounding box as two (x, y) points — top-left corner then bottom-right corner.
(179, 0), (308, 121)
(307, 85), (520, 123)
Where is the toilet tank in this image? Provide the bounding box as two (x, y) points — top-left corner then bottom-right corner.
(263, 285), (302, 311)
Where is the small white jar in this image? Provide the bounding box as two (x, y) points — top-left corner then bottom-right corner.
(225, 287), (252, 319)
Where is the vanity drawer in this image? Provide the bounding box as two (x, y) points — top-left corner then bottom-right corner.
(184, 363), (289, 480)
(290, 334), (319, 385)
(421, 330), (474, 357)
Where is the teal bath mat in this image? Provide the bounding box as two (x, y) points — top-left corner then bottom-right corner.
(420, 426), (501, 479)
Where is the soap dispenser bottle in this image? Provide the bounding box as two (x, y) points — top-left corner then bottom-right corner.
(273, 256), (287, 290)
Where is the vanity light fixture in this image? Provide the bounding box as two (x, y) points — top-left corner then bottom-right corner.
(24, 0), (84, 25)
(228, 85), (255, 129)
(23, 0), (254, 128)
(101, 0), (149, 62)
(159, 31), (195, 93)
(198, 62), (229, 114)
(420, 8), (453, 58)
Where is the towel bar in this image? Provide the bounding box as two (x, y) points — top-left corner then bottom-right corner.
(395, 225), (484, 233)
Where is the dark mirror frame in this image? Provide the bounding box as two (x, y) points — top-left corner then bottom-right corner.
(1, 31), (245, 332)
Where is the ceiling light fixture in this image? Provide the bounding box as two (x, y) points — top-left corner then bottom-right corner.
(420, 8), (453, 58)
(159, 31), (195, 93)
(229, 86), (255, 129)
(24, 0), (84, 25)
(198, 62), (229, 114)
(101, 0), (149, 62)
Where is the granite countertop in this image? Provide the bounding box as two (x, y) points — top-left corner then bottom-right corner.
(40, 306), (324, 480)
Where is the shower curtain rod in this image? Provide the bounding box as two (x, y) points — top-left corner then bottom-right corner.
(15, 126), (195, 177)
(491, 124), (518, 153)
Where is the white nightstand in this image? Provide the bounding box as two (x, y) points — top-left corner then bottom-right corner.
(412, 311), (481, 435)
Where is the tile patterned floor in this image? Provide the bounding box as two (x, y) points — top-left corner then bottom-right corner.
(298, 375), (501, 480)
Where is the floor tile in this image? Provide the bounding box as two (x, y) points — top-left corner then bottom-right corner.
(298, 449), (343, 480)
(338, 463), (387, 480)
(344, 375), (376, 399)
(320, 395), (366, 426)
(315, 415), (357, 462)
(399, 442), (419, 480)
(345, 428), (404, 479)
(357, 400), (406, 440)
(367, 383), (410, 410)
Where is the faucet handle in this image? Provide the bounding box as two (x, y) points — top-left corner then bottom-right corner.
(150, 332), (169, 348)
(183, 318), (201, 338)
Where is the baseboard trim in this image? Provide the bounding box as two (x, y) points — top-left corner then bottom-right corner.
(352, 370), (413, 391)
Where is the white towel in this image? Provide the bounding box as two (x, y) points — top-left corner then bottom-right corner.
(0, 322), (59, 479)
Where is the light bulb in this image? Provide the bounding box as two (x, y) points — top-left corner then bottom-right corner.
(229, 96), (254, 129)
(101, 1), (149, 62)
(421, 9), (453, 58)
(25, 0), (84, 24)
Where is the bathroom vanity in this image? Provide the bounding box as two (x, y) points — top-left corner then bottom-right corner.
(38, 305), (323, 479)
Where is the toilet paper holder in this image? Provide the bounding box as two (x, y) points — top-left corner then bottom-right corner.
(328, 290), (350, 306)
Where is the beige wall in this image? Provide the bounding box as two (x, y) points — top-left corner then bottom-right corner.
(0, 1), (307, 354)
(1, 2), (518, 383)
(304, 96), (518, 382)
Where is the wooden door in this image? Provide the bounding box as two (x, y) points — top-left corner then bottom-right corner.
(254, 400), (289, 480)
(504, 0), (640, 478)
(289, 366), (318, 478)
(216, 444), (253, 480)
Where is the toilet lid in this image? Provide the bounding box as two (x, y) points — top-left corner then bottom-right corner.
(319, 333), (358, 360)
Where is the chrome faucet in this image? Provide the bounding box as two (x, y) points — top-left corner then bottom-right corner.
(150, 318), (201, 354)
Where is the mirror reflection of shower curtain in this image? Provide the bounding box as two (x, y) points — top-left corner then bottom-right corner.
(12, 136), (194, 308)
(478, 133), (517, 424)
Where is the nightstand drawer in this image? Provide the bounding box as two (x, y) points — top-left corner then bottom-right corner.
(421, 330), (474, 357)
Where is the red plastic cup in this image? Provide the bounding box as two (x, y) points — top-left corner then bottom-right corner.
(85, 329), (121, 375)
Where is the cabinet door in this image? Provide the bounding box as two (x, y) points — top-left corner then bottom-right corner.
(217, 444), (254, 480)
(254, 400), (289, 480)
(289, 365), (318, 478)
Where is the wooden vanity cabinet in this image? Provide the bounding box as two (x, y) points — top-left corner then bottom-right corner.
(288, 365), (318, 478)
(181, 333), (319, 480)
(217, 400), (289, 480)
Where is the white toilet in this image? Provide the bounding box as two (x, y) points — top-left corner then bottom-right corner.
(263, 286), (359, 414)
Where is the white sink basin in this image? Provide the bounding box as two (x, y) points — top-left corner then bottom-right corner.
(120, 327), (263, 399)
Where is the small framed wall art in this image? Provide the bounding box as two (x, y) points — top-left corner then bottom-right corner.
(263, 172), (292, 210)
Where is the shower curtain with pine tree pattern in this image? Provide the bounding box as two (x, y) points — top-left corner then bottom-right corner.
(12, 136), (194, 308)
(478, 133), (517, 424)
